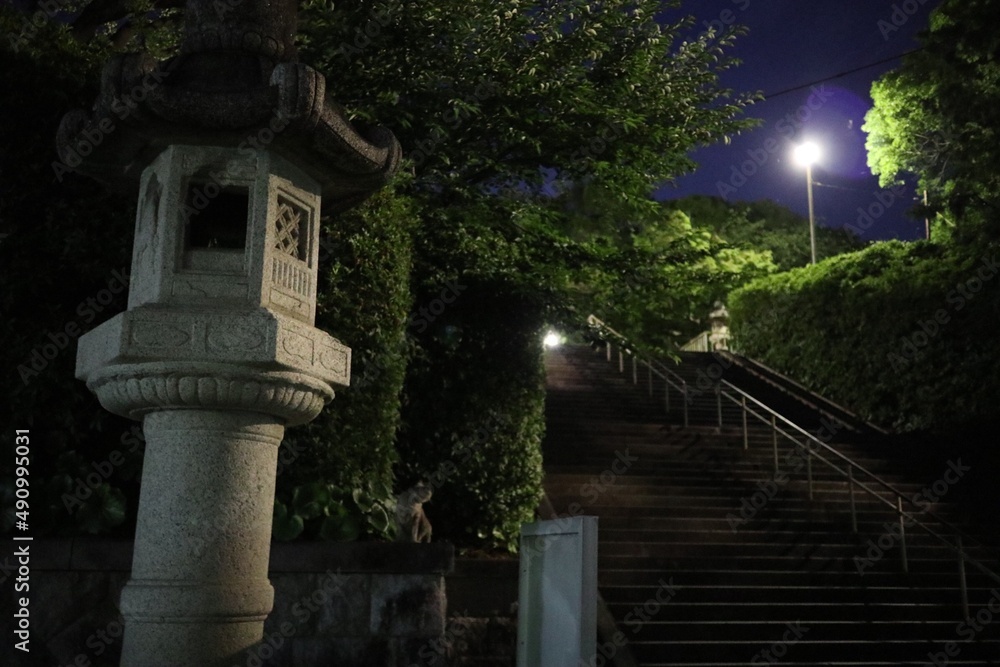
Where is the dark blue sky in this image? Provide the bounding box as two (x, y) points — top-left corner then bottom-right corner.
(657, 0), (941, 243)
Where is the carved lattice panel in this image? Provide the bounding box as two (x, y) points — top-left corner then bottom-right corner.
(273, 197), (307, 261)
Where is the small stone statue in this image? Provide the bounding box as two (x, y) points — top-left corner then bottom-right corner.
(395, 482), (433, 543)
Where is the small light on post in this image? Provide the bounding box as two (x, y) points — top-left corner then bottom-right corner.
(543, 331), (563, 349)
(793, 141), (821, 265)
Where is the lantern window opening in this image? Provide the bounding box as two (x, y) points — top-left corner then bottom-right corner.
(183, 182), (250, 251)
(181, 178), (250, 273)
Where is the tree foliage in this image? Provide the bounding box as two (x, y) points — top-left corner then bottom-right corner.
(730, 240), (1000, 432)
(667, 195), (864, 270)
(551, 184), (776, 352)
(299, 0), (761, 547)
(300, 0), (757, 198)
(1, 0), (761, 549)
(864, 0), (1000, 240)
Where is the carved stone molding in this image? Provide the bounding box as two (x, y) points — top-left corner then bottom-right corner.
(77, 305), (351, 388)
(86, 362), (334, 425)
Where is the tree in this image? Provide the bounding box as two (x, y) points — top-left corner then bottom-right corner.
(298, 0), (761, 548)
(548, 183), (776, 351)
(666, 195), (864, 271)
(300, 0), (756, 198)
(2, 0), (760, 549)
(864, 0), (1000, 241)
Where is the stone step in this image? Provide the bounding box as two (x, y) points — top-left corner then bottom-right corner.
(629, 638), (1000, 664)
(599, 556), (988, 581)
(600, 583), (1000, 605)
(538, 345), (1000, 667)
(596, 528), (980, 551)
(612, 619), (1000, 641)
(593, 540), (985, 560)
(603, 600), (972, 623)
(598, 568), (999, 588)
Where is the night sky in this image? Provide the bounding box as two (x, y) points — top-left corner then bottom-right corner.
(658, 0), (941, 243)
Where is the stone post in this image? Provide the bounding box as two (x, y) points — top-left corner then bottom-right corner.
(59, 1), (400, 664)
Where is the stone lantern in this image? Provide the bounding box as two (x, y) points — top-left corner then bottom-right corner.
(708, 301), (730, 351)
(58, 0), (400, 664)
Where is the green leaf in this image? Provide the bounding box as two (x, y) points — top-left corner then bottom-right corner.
(272, 500), (305, 542)
(318, 512), (361, 542)
(76, 484), (127, 534)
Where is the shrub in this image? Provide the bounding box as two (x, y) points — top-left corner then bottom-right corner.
(729, 240), (1000, 431)
(276, 185), (415, 539)
(397, 282), (546, 552)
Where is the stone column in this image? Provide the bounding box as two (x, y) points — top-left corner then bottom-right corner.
(80, 363), (338, 664)
(119, 409), (283, 664)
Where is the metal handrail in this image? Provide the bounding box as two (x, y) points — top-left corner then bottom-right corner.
(585, 315), (1000, 618)
(586, 315), (691, 427)
(715, 384), (1000, 585)
(716, 350), (890, 436)
(681, 330), (712, 352)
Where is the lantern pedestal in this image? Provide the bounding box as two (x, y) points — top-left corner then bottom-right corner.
(119, 409), (284, 666)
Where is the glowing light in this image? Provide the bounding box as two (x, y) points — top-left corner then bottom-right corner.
(543, 331), (563, 349)
(793, 141), (821, 167)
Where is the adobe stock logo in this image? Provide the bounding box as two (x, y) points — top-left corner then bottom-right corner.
(878, 0), (934, 41)
(843, 185), (908, 237)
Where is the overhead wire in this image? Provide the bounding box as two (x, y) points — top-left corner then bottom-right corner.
(759, 48), (923, 101)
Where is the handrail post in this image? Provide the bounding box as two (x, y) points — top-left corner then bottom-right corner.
(664, 378), (671, 415)
(606, 341), (611, 362)
(741, 395), (748, 451)
(632, 356), (637, 385)
(958, 536), (970, 620)
(806, 445), (813, 500)
(897, 497), (908, 574)
(771, 415), (779, 473)
(848, 466), (858, 534)
(716, 385), (723, 431)
(647, 363), (652, 397)
(681, 382), (689, 428)
(618, 349), (623, 373)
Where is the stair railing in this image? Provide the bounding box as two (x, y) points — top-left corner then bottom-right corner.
(586, 315), (690, 427)
(680, 330), (711, 352)
(585, 315), (1000, 619)
(716, 350), (889, 436)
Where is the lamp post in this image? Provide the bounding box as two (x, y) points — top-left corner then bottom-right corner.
(793, 142), (821, 265)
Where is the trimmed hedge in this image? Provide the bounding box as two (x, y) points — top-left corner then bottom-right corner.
(276, 185), (415, 539)
(397, 281), (546, 552)
(729, 240), (1000, 431)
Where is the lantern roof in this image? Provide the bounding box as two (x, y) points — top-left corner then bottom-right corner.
(56, 0), (400, 213)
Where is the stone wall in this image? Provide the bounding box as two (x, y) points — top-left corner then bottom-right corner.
(8, 539), (453, 667)
(442, 558), (519, 667)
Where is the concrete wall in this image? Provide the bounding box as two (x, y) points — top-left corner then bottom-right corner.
(8, 539), (453, 667)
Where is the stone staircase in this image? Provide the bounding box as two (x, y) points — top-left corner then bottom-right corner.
(542, 344), (1000, 666)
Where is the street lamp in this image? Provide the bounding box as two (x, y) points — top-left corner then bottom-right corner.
(793, 142), (821, 265)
